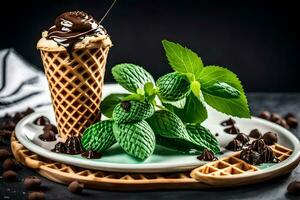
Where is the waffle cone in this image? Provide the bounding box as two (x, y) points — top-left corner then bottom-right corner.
(39, 42), (111, 139)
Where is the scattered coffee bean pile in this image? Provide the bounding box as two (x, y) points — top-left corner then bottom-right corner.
(259, 111), (298, 129)
(0, 109), (85, 199)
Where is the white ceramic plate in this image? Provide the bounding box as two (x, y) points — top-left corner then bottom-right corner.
(15, 84), (300, 173)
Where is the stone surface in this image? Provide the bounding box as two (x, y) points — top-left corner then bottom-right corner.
(0, 93), (299, 199)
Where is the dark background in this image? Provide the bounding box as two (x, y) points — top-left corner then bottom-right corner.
(0, 0), (299, 92)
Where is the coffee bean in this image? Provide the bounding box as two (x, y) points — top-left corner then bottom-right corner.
(3, 158), (20, 171)
(33, 116), (51, 126)
(24, 176), (42, 190)
(263, 132), (278, 145)
(287, 181), (300, 194)
(0, 149), (11, 160)
(259, 111), (271, 120)
(270, 113), (282, 122)
(68, 180), (84, 194)
(28, 192), (45, 200)
(285, 113), (296, 119)
(286, 117), (298, 128)
(2, 170), (17, 181)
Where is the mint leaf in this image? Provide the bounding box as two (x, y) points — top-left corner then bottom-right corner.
(164, 92), (208, 124)
(156, 135), (203, 154)
(112, 63), (154, 93)
(122, 93), (145, 101)
(147, 110), (190, 140)
(144, 82), (155, 96)
(101, 93), (129, 118)
(199, 66), (250, 118)
(157, 72), (191, 101)
(190, 80), (201, 99)
(162, 40), (203, 78)
(162, 98), (186, 109)
(185, 123), (220, 153)
(113, 120), (155, 160)
(113, 100), (154, 123)
(81, 120), (116, 152)
(202, 82), (240, 99)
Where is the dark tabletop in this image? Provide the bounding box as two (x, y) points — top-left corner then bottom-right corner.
(1, 93), (300, 200)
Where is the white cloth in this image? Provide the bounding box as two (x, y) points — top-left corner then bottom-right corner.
(0, 49), (51, 117)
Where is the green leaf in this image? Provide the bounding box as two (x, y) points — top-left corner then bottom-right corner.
(81, 120), (116, 152)
(185, 123), (220, 153)
(199, 66), (250, 118)
(146, 110), (190, 140)
(190, 80), (201, 99)
(156, 72), (191, 101)
(164, 92), (208, 124)
(162, 98), (186, 109)
(112, 63), (154, 93)
(113, 100), (155, 123)
(155, 135), (202, 154)
(162, 40), (203, 78)
(122, 93), (145, 101)
(144, 82), (155, 96)
(113, 120), (155, 160)
(202, 82), (240, 99)
(100, 94), (129, 118)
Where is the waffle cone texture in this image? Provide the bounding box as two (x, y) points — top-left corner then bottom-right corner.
(38, 37), (112, 139)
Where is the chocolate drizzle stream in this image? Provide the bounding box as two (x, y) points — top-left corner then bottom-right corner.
(47, 11), (107, 55)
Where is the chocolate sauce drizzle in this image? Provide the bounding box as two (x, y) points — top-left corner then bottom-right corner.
(47, 11), (107, 55)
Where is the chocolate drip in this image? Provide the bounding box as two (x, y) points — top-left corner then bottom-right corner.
(260, 146), (279, 163)
(47, 11), (107, 55)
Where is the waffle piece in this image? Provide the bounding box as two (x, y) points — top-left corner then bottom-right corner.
(191, 144), (293, 186)
(39, 42), (111, 139)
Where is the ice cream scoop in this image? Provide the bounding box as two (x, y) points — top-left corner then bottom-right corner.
(47, 11), (107, 53)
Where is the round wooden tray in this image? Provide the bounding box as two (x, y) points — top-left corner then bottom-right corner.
(11, 132), (300, 191)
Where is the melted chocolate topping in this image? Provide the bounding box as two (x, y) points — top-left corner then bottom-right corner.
(52, 142), (67, 153)
(47, 11), (107, 54)
(65, 136), (82, 154)
(240, 148), (261, 165)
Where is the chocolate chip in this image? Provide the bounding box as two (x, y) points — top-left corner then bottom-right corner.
(224, 125), (240, 134)
(52, 142), (67, 153)
(286, 117), (298, 128)
(215, 133), (219, 137)
(259, 111), (271, 120)
(65, 136), (82, 154)
(197, 149), (217, 161)
(0, 120), (15, 131)
(225, 139), (243, 151)
(38, 130), (56, 142)
(24, 176), (42, 190)
(121, 101), (131, 112)
(43, 124), (58, 135)
(249, 129), (262, 139)
(2, 170), (17, 181)
(262, 132), (278, 145)
(28, 192), (45, 200)
(33, 116), (51, 126)
(0, 149), (11, 160)
(13, 112), (24, 123)
(250, 139), (266, 154)
(0, 129), (12, 138)
(275, 118), (289, 129)
(220, 118), (236, 126)
(240, 148), (261, 165)
(3, 158), (20, 171)
(68, 180), (84, 194)
(285, 113), (296, 119)
(260, 146), (279, 163)
(287, 181), (300, 195)
(235, 133), (250, 145)
(81, 150), (102, 159)
(270, 113), (282, 122)
(22, 107), (34, 116)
